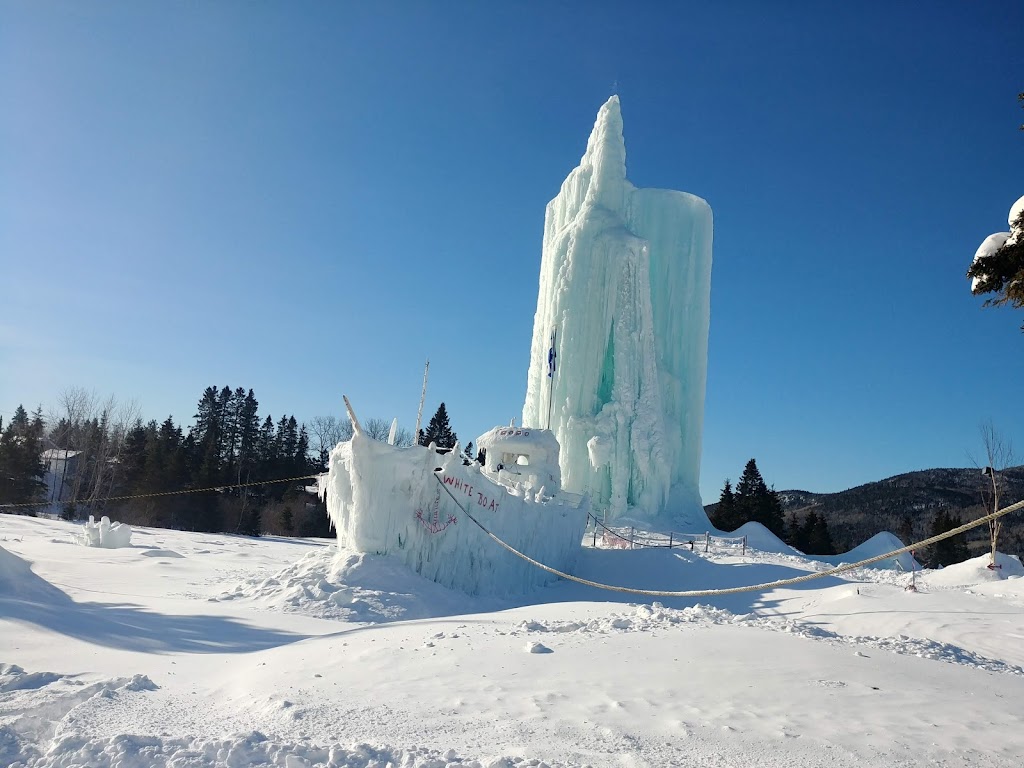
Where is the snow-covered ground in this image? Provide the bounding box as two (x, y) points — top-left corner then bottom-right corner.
(2, 513), (1024, 767)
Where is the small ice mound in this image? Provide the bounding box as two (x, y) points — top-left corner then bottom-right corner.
(141, 549), (184, 559)
(75, 516), (132, 548)
(525, 641), (553, 654)
(122, 674), (159, 692)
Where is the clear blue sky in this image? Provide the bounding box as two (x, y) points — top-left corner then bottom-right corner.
(2, 2), (1022, 501)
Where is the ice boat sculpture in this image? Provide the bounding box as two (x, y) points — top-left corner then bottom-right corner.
(522, 96), (714, 525)
(323, 404), (588, 597)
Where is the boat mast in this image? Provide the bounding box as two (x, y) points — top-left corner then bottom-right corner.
(546, 326), (557, 430)
(413, 359), (430, 445)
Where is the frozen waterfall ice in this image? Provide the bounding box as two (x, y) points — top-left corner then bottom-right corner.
(522, 96), (713, 525)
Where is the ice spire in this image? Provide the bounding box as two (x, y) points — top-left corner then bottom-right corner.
(582, 96), (627, 212)
(523, 97), (714, 526)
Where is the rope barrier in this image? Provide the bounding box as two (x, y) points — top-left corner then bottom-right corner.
(586, 512), (742, 549)
(434, 473), (1024, 598)
(0, 474), (322, 510)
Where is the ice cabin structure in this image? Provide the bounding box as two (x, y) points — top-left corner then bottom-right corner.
(475, 425), (561, 494)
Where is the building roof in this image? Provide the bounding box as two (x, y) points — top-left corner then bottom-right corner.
(41, 449), (82, 460)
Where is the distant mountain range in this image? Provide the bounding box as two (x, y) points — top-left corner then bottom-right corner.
(706, 466), (1024, 558)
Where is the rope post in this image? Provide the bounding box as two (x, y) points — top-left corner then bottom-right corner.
(668, 532), (673, 549)
(630, 527), (635, 550)
(592, 516), (598, 548)
(705, 531), (710, 553)
(742, 535), (747, 556)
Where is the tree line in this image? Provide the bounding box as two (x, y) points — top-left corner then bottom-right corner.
(0, 387), (461, 538)
(709, 458), (979, 566)
(709, 458), (836, 555)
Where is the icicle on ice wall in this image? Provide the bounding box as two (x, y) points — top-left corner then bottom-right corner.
(522, 96), (713, 524)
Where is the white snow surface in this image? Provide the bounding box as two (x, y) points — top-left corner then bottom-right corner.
(522, 96), (713, 527)
(4, 512), (1024, 767)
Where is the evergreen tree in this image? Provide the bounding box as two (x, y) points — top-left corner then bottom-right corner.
(711, 479), (738, 531)
(926, 511), (969, 567)
(279, 505), (294, 534)
(968, 209), (1024, 331)
(805, 511), (835, 555)
(419, 403), (458, 449)
(236, 389), (260, 483)
(733, 459), (785, 537)
(764, 486), (786, 538)
(0, 404), (46, 507)
(784, 512), (800, 547)
(896, 515), (914, 546)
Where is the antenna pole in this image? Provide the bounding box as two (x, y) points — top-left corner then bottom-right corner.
(414, 359), (430, 445)
(546, 327), (557, 431)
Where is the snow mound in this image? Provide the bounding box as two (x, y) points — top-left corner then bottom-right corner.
(924, 552), (1024, 588)
(75, 516), (132, 548)
(218, 547), (505, 622)
(729, 521), (797, 555)
(817, 532), (918, 571)
(0, 544), (67, 605)
(0, 664), (161, 768)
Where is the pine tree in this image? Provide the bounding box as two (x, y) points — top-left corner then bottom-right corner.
(806, 512), (835, 555)
(280, 505), (294, 534)
(926, 511), (969, 567)
(419, 403), (458, 450)
(712, 479), (738, 531)
(968, 209), (1024, 331)
(0, 404), (47, 507)
(733, 459), (785, 537)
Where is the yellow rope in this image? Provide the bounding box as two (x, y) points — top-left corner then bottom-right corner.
(0, 474), (321, 510)
(434, 473), (1024, 598)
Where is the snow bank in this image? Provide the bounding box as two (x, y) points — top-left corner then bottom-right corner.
(324, 435), (589, 597)
(75, 515), (132, 548)
(924, 552), (1024, 588)
(0, 544), (68, 605)
(218, 547), (506, 622)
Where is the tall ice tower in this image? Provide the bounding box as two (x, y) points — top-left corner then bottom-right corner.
(522, 96), (713, 524)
